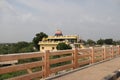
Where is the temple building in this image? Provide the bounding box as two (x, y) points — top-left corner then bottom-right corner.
(38, 30), (83, 52)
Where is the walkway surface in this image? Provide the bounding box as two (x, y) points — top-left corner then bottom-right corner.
(49, 57), (120, 80)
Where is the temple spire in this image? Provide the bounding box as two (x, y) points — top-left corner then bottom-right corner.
(55, 29), (63, 36)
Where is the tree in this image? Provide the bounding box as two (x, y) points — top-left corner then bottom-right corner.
(97, 39), (104, 45)
(18, 42), (35, 53)
(16, 41), (29, 49)
(86, 39), (96, 46)
(33, 32), (48, 50)
(56, 43), (72, 50)
(104, 39), (113, 45)
(115, 40), (120, 45)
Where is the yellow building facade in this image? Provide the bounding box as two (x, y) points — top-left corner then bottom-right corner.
(38, 30), (82, 52)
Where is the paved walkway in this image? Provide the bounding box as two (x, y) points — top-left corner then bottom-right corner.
(48, 57), (120, 80)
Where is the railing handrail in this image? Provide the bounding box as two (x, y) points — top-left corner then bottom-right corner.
(0, 52), (44, 62)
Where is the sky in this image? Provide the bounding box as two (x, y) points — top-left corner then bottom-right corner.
(0, 0), (120, 43)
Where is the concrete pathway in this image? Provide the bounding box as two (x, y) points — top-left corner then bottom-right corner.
(48, 57), (120, 80)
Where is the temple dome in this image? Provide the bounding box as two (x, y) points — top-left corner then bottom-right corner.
(55, 29), (63, 36)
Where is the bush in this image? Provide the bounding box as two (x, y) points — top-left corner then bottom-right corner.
(56, 43), (72, 50)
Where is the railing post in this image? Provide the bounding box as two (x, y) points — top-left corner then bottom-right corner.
(102, 46), (106, 60)
(73, 48), (78, 69)
(44, 50), (50, 78)
(90, 47), (94, 63)
(110, 46), (114, 58)
(117, 45), (120, 55)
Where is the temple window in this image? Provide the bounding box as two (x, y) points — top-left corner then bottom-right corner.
(52, 47), (55, 50)
(42, 47), (44, 50)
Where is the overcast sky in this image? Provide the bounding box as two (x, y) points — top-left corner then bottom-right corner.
(0, 0), (120, 43)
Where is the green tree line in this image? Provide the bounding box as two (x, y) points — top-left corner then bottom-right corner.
(0, 32), (48, 54)
(82, 38), (120, 46)
(1, 31), (120, 55)
(0, 42), (36, 55)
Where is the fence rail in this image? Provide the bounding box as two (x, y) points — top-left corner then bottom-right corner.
(0, 46), (120, 80)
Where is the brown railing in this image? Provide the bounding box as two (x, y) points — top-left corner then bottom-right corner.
(0, 46), (120, 80)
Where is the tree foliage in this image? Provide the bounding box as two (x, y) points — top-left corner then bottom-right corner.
(0, 42), (35, 54)
(104, 39), (113, 45)
(32, 32), (48, 50)
(97, 39), (104, 45)
(86, 39), (96, 46)
(56, 43), (72, 50)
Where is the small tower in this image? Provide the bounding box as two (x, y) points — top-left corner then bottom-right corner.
(55, 29), (63, 36)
